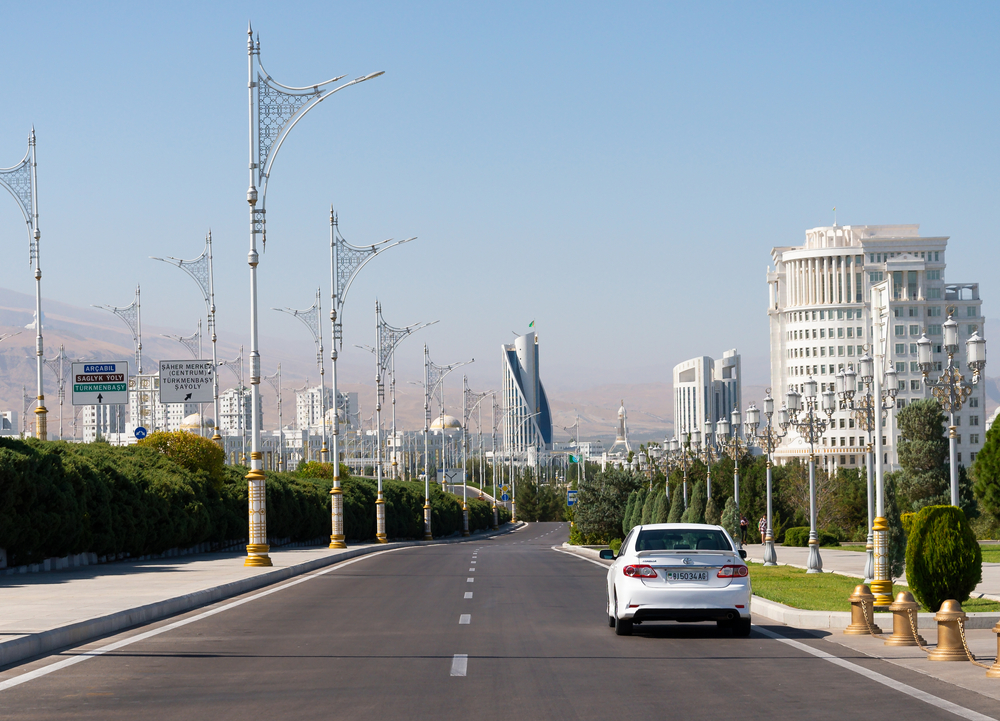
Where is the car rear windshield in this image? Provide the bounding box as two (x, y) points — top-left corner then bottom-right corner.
(634, 529), (733, 552)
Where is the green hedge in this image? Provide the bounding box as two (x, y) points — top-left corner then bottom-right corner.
(0, 436), (507, 566)
(905, 505), (981, 611)
(782, 526), (840, 547)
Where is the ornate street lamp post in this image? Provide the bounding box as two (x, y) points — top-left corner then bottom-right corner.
(274, 289), (329, 461)
(0, 129), (47, 440)
(836, 354), (896, 582)
(695, 419), (717, 500)
(716, 406), (755, 545)
(152, 232), (220, 441)
(95, 286), (143, 440)
(243, 25), (383, 567)
(329, 209), (413, 548)
(785, 378), (836, 573)
(371, 303), (433, 542)
(917, 317), (987, 506)
(41, 344), (67, 440)
(666, 434), (694, 508)
(262, 365), (284, 471)
(420, 347), (471, 539)
(746, 393), (789, 565)
(463, 376), (492, 536)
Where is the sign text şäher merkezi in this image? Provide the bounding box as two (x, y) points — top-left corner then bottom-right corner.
(159, 361), (213, 391)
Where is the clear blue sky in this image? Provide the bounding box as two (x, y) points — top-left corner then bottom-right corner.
(0, 1), (997, 391)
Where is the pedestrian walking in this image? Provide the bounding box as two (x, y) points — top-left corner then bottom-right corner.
(758, 515), (766, 544)
(739, 515), (749, 546)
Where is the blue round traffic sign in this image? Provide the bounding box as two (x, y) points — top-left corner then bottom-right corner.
(501, 493), (510, 502)
(134, 427), (148, 440)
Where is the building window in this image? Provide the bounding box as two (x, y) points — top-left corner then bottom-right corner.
(928, 325), (942, 335)
(839, 418), (845, 429)
(955, 416), (961, 426)
(928, 288), (941, 299)
(910, 380), (921, 391)
(837, 310), (844, 320)
(958, 452), (962, 463)
(971, 415), (979, 426)
(927, 307), (941, 317)
(847, 346), (854, 357)
(857, 327), (863, 337)
(840, 437), (846, 447)
(820, 328), (826, 338)
(910, 362), (919, 373)
(847, 328), (853, 339)
(909, 325), (919, 335)
(972, 452), (978, 462)
(971, 434), (980, 445)
(908, 307), (918, 317)
(896, 362), (906, 372)
(897, 381), (906, 391)
(894, 308), (902, 318)
(935, 252), (940, 261)
(838, 346), (845, 357)
(850, 455), (857, 465)
(870, 271), (883, 282)
(909, 343), (917, 354)
(967, 306), (977, 317)
(895, 343), (905, 354)
(971, 397), (979, 408)
(927, 270), (941, 280)
(897, 398), (906, 409)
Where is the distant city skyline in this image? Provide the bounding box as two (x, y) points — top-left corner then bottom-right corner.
(0, 3), (997, 396)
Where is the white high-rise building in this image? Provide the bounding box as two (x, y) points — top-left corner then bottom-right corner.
(219, 386), (259, 435)
(127, 373), (199, 434)
(295, 386), (357, 431)
(767, 224), (986, 470)
(672, 350), (741, 440)
(501, 331), (553, 462)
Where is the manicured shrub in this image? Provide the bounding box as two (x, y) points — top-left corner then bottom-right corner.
(782, 526), (839, 547)
(905, 505), (982, 611)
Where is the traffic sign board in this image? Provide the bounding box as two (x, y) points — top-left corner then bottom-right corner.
(159, 359), (214, 404)
(567, 490), (578, 506)
(501, 485), (510, 493)
(134, 427), (148, 440)
(501, 493), (510, 502)
(71, 362), (129, 405)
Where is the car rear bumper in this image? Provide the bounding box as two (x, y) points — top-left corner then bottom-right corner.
(617, 582), (751, 621)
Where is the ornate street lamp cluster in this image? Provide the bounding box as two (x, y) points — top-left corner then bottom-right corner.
(745, 392), (788, 566)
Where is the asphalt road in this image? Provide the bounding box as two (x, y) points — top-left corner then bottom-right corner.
(1, 522), (997, 720)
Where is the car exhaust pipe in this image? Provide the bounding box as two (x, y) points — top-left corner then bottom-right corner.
(726, 612), (736, 621)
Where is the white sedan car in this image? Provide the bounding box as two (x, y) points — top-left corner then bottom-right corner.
(600, 522), (752, 636)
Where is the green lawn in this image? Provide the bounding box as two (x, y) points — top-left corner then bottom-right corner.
(980, 547), (1000, 563)
(748, 563), (1000, 613)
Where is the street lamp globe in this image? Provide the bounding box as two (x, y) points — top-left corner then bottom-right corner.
(943, 315), (959, 352)
(786, 387), (802, 413)
(804, 377), (818, 398)
(763, 392), (774, 417)
(745, 403), (759, 430)
(822, 389), (837, 414)
(967, 331), (986, 374)
(859, 353), (874, 382)
(917, 333), (933, 369)
(690, 429), (701, 448)
(777, 404), (789, 429)
(730, 406), (742, 429)
(844, 367), (857, 395)
(835, 370), (845, 395)
(716, 417), (730, 438)
(884, 367), (899, 397)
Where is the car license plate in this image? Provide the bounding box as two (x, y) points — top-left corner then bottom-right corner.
(666, 570), (708, 581)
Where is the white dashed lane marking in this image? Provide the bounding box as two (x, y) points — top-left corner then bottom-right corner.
(469, 568), (475, 572)
(467, 578), (474, 583)
(459, 614), (471, 625)
(465, 592), (473, 599)
(450, 654), (468, 676)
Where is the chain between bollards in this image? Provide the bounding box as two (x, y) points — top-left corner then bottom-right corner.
(858, 598), (887, 640)
(956, 618), (993, 669)
(906, 609), (933, 654)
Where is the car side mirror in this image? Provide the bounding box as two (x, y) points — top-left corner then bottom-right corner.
(599, 549), (615, 560)
(738, 549), (747, 560)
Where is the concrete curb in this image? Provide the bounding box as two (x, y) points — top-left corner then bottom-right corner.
(0, 522), (523, 670)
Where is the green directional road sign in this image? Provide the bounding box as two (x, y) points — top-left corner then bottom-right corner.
(71, 361), (129, 405)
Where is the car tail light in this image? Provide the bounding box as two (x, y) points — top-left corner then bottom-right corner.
(717, 565), (749, 578)
(623, 564), (657, 578)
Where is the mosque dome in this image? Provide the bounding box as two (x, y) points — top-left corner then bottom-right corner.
(180, 413), (213, 431)
(430, 414), (462, 431)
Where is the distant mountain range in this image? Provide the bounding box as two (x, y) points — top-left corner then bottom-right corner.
(0, 287), (993, 444)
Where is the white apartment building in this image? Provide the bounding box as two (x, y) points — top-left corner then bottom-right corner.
(0, 410), (18, 437)
(295, 385), (357, 431)
(128, 374), (199, 434)
(219, 386), (260, 435)
(672, 350), (741, 439)
(767, 224), (986, 470)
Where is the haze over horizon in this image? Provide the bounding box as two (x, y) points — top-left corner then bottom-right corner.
(0, 2), (997, 425)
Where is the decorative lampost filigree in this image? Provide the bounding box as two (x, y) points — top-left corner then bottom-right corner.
(243, 24), (383, 567)
(746, 393), (789, 565)
(917, 315), (986, 507)
(785, 378), (836, 573)
(716, 406), (756, 546)
(463, 377), (492, 537)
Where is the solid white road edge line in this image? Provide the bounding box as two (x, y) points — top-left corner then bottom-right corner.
(553, 545), (995, 721)
(450, 654), (468, 676)
(754, 623), (996, 720)
(0, 546), (415, 693)
(550, 546), (610, 569)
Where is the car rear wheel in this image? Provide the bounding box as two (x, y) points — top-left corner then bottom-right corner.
(612, 592), (632, 635)
(733, 618), (752, 637)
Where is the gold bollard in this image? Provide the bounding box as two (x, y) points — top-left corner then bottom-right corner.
(884, 591), (925, 646)
(927, 599), (969, 662)
(845, 584), (882, 635)
(987, 622), (1000, 678)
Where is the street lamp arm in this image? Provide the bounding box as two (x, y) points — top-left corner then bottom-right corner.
(0, 143), (33, 243)
(259, 71), (385, 203)
(337, 236), (415, 318)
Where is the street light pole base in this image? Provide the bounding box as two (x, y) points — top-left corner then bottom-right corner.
(807, 539), (823, 573)
(329, 536), (347, 549)
(423, 500), (433, 541)
(763, 537), (777, 566)
(244, 544), (272, 567)
(462, 502), (470, 537)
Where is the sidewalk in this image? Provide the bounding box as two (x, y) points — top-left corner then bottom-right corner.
(0, 524), (521, 669)
(742, 542), (1000, 600)
(559, 543), (1000, 702)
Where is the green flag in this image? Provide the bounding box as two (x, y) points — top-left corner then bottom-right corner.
(528, 320), (534, 328)
(568, 454), (578, 463)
